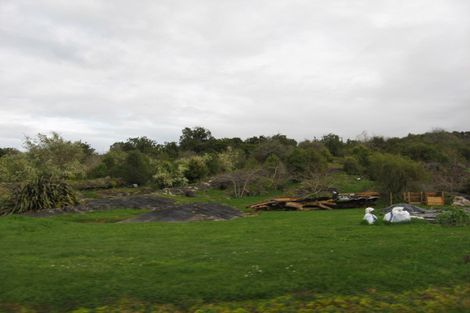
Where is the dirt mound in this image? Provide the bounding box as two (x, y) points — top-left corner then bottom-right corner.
(122, 202), (243, 222)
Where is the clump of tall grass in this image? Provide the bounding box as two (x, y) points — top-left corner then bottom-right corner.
(2, 175), (78, 215)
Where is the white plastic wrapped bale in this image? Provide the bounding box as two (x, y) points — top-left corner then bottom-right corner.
(384, 206), (411, 223)
(363, 207), (378, 224)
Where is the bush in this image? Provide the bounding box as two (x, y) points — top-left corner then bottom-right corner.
(24, 132), (88, 179)
(367, 152), (427, 193)
(0, 153), (37, 183)
(2, 176), (78, 214)
(119, 151), (153, 185)
(436, 208), (470, 226)
(183, 156), (209, 183)
(343, 156), (363, 175)
(68, 177), (125, 190)
(286, 148), (327, 179)
(152, 161), (188, 188)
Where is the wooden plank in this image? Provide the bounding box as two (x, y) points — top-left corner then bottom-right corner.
(284, 202), (304, 210)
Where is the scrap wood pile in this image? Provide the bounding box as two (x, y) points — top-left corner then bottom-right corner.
(249, 192), (380, 211)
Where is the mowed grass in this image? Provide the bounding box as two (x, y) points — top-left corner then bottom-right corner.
(0, 207), (469, 312)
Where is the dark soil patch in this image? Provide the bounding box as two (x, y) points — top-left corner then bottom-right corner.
(21, 195), (243, 222)
(80, 195), (175, 210)
(22, 195), (175, 217)
(122, 202), (243, 222)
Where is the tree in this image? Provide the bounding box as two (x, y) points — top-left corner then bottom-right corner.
(24, 133), (88, 179)
(179, 127), (215, 153)
(119, 151), (153, 185)
(263, 154), (288, 189)
(110, 136), (161, 156)
(0, 148), (19, 158)
(252, 138), (294, 163)
(321, 133), (344, 157)
(215, 168), (265, 198)
(286, 147), (327, 178)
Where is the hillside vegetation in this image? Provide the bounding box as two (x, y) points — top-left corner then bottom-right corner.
(0, 128), (469, 212)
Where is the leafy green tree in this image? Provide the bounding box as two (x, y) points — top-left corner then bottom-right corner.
(321, 133), (344, 157)
(24, 133), (88, 179)
(161, 142), (179, 159)
(253, 138), (294, 163)
(286, 147), (327, 177)
(0, 148), (20, 158)
(179, 127), (216, 153)
(110, 136), (161, 156)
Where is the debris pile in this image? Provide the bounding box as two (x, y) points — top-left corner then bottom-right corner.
(452, 196), (470, 207)
(249, 192), (380, 211)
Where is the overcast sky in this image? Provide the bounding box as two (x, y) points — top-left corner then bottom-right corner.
(1, 0), (469, 151)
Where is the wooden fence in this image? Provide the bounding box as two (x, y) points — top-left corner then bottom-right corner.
(402, 192), (445, 206)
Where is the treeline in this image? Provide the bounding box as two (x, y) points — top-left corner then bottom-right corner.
(0, 128), (469, 196)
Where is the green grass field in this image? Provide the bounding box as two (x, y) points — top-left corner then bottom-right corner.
(1, 195), (470, 313)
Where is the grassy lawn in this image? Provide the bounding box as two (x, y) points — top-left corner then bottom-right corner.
(0, 200), (469, 312)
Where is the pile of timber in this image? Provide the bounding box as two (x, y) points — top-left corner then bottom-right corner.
(249, 192), (380, 211)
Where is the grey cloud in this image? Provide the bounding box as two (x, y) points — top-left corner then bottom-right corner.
(0, 0), (469, 151)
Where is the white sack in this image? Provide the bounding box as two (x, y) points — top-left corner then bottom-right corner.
(363, 207), (377, 224)
(384, 207), (411, 223)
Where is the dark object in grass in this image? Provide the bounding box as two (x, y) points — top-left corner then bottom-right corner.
(121, 202), (242, 222)
(184, 190), (196, 197)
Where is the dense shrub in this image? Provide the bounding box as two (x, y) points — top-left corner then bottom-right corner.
(205, 153), (222, 175)
(152, 161), (188, 188)
(402, 143), (448, 162)
(342, 156), (363, 175)
(2, 176), (78, 214)
(252, 139), (294, 163)
(436, 208), (470, 226)
(367, 152), (427, 193)
(0, 154), (37, 183)
(24, 133), (89, 179)
(183, 156), (209, 183)
(119, 151), (153, 185)
(68, 177), (125, 190)
(286, 148), (327, 178)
